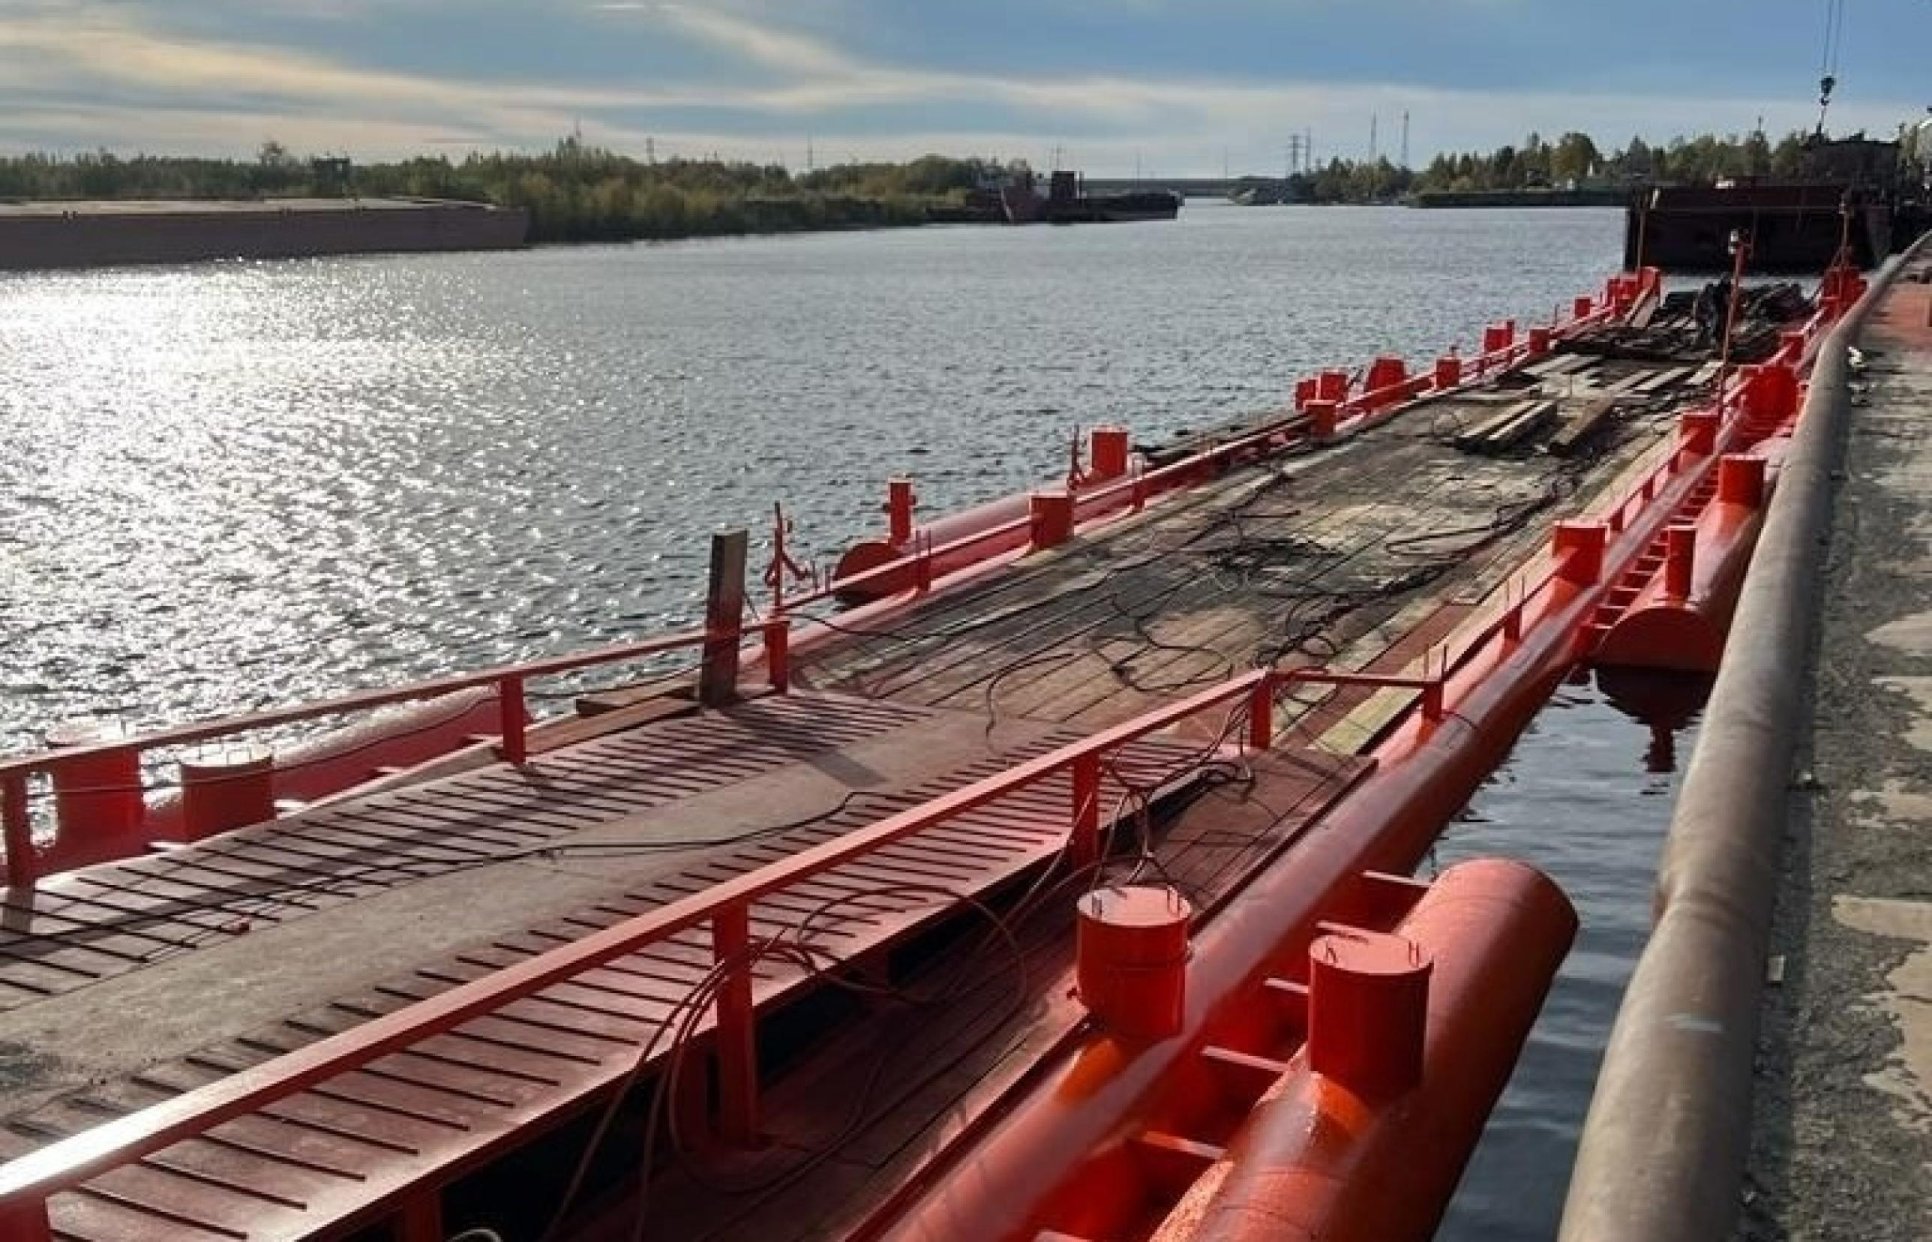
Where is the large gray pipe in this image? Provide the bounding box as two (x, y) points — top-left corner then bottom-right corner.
(1558, 244), (1924, 1242)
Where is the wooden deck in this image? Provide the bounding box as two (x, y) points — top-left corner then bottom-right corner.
(0, 683), (1366, 1240)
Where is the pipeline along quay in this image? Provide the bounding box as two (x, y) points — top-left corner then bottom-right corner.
(1562, 239), (1932, 1239)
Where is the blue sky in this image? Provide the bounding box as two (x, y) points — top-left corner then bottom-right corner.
(0, 0), (1925, 173)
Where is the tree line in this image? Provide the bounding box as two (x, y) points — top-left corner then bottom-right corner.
(0, 139), (1021, 242)
(1296, 128), (1829, 203)
(0, 128), (1872, 240)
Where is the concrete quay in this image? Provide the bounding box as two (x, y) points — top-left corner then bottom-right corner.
(1744, 248), (1932, 1239)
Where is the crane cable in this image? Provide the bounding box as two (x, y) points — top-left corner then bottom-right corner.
(1816, 0), (1847, 135)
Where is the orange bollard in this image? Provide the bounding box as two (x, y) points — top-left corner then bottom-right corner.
(1306, 399), (1340, 442)
(1432, 355), (1462, 390)
(1742, 363), (1799, 426)
(1307, 926), (1431, 1096)
(1718, 454), (1767, 508)
(1555, 520), (1607, 586)
(1029, 491), (1075, 551)
(44, 720), (143, 846)
(885, 477), (917, 546)
(1663, 524), (1696, 602)
(1076, 886), (1192, 1041)
(1364, 356), (1407, 402)
(179, 744), (276, 840)
(1679, 410), (1719, 456)
(1089, 426), (1131, 481)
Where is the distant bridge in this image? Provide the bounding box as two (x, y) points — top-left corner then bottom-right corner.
(1081, 177), (1292, 200)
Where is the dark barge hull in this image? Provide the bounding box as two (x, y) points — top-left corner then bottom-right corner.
(0, 197), (530, 271)
(1625, 183), (1893, 273)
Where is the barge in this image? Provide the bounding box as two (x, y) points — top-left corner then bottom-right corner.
(0, 198), (530, 271)
(0, 260), (1854, 1240)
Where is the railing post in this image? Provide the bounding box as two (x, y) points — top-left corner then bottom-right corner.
(3, 774), (35, 890)
(1422, 677), (1446, 723)
(497, 674), (526, 766)
(885, 477), (917, 546)
(1070, 752), (1102, 869)
(698, 529), (749, 708)
(1664, 524), (1697, 602)
(712, 901), (759, 1145)
(1247, 678), (1275, 750)
(913, 534), (934, 594)
(764, 618), (791, 693)
(395, 1191), (443, 1242)
(1502, 600), (1524, 644)
(0, 1199), (52, 1242)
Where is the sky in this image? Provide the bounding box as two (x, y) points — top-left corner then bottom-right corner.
(0, 0), (1926, 175)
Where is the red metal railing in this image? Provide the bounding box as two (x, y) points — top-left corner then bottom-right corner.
(0, 663), (1290, 1238)
(0, 617), (794, 888)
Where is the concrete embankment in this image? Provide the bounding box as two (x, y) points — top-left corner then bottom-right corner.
(1559, 241), (1926, 1242)
(0, 198), (529, 270)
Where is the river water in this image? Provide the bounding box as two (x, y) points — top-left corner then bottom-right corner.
(0, 203), (1684, 1235)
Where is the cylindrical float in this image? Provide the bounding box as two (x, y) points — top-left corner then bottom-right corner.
(1573, 295), (1594, 320)
(179, 743), (277, 840)
(833, 492), (1036, 601)
(1076, 886), (1192, 1041)
(1595, 458), (1772, 673)
(1149, 860), (1577, 1242)
(1316, 370), (1350, 403)
(1293, 377), (1318, 411)
(1432, 355), (1462, 390)
(1528, 326), (1554, 357)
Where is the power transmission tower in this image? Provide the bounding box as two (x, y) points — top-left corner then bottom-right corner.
(1370, 113), (1379, 162)
(1400, 111), (1411, 169)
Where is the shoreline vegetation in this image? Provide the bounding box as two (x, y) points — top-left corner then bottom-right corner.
(0, 129), (1837, 245)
